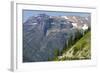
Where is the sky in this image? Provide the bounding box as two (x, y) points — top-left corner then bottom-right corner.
(22, 10), (91, 23)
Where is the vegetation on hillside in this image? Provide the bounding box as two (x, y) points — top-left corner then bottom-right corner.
(53, 30), (91, 61)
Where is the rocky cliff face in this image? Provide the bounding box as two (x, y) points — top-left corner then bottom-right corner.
(23, 14), (90, 62)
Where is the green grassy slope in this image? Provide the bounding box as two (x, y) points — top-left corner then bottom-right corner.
(54, 31), (91, 61)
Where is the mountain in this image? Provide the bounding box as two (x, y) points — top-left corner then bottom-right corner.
(23, 14), (90, 62)
(67, 16), (91, 28)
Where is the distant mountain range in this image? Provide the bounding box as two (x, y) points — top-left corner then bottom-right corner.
(23, 14), (91, 62)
